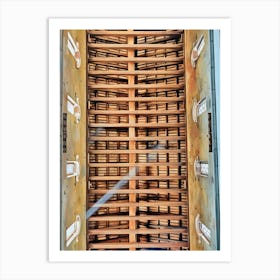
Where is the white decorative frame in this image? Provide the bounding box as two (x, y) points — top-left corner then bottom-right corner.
(0, 0), (279, 278)
(49, 18), (232, 262)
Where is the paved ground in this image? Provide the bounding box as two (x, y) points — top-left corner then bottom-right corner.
(60, 30), (87, 250)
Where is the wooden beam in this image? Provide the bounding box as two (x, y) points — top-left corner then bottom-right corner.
(138, 75), (184, 83)
(88, 109), (185, 115)
(88, 149), (185, 154)
(88, 188), (187, 195)
(88, 96), (184, 102)
(88, 89), (181, 95)
(88, 227), (187, 235)
(88, 43), (183, 49)
(88, 62), (128, 70)
(183, 30), (191, 249)
(89, 162), (185, 167)
(87, 30), (183, 36)
(86, 30), (189, 250)
(89, 57), (184, 63)
(88, 175), (186, 180)
(88, 136), (185, 141)
(88, 48), (127, 57)
(88, 242), (188, 249)
(136, 61), (183, 70)
(88, 123), (185, 128)
(88, 83), (184, 90)
(88, 70), (185, 75)
(88, 214), (187, 221)
(127, 33), (136, 250)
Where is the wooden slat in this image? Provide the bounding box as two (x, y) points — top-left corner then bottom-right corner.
(88, 83), (184, 90)
(88, 89), (179, 95)
(138, 75), (184, 83)
(88, 43), (183, 49)
(88, 61), (178, 71)
(89, 35), (127, 44)
(88, 227), (187, 235)
(88, 96), (184, 102)
(88, 48), (127, 56)
(88, 109), (185, 115)
(88, 62), (128, 70)
(136, 61), (183, 70)
(88, 149), (185, 154)
(86, 29), (189, 250)
(88, 175), (186, 180)
(90, 74), (180, 83)
(88, 136), (185, 141)
(87, 30), (183, 36)
(88, 122), (185, 128)
(89, 57), (184, 62)
(89, 162), (185, 167)
(88, 242), (188, 249)
(88, 70), (185, 75)
(127, 34), (136, 250)
(88, 214), (186, 221)
(88, 188), (187, 195)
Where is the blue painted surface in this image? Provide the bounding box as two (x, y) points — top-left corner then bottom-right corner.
(210, 30), (220, 249)
(213, 30), (220, 168)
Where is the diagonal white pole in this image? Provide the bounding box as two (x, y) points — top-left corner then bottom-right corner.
(86, 144), (164, 219)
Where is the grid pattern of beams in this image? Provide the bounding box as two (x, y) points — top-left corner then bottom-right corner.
(86, 30), (189, 250)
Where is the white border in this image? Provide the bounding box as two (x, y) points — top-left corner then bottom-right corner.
(49, 18), (231, 262)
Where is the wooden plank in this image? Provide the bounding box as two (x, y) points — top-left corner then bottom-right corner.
(88, 109), (185, 115)
(138, 75), (184, 83)
(88, 48), (127, 57)
(88, 136), (185, 141)
(88, 122), (185, 128)
(88, 83), (184, 90)
(88, 96), (184, 102)
(88, 70), (185, 75)
(88, 227), (187, 235)
(86, 30), (189, 249)
(89, 57), (184, 62)
(88, 88), (180, 95)
(88, 62), (128, 70)
(127, 33), (136, 250)
(89, 162), (185, 167)
(88, 149), (185, 154)
(143, 34), (182, 44)
(87, 30), (183, 36)
(88, 175), (186, 180)
(136, 61), (183, 70)
(88, 188), (187, 195)
(88, 214), (187, 221)
(88, 242), (188, 249)
(183, 30), (191, 249)
(94, 65), (170, 72)
(88, 43), (183, 49)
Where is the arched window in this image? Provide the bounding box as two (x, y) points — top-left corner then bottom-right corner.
(195, 214), (211, 245)
(67, 95), (81, 123)
(67, 32), (81, 68)
(66, 215), (81, 247)
(191, 34), (205, 68)
(194, 156), (209, 178)
(66, 155), (80, 182)
(192, 97), (207, 123)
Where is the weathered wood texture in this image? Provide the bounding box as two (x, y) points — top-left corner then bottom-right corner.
(87, 30), (189, 251)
